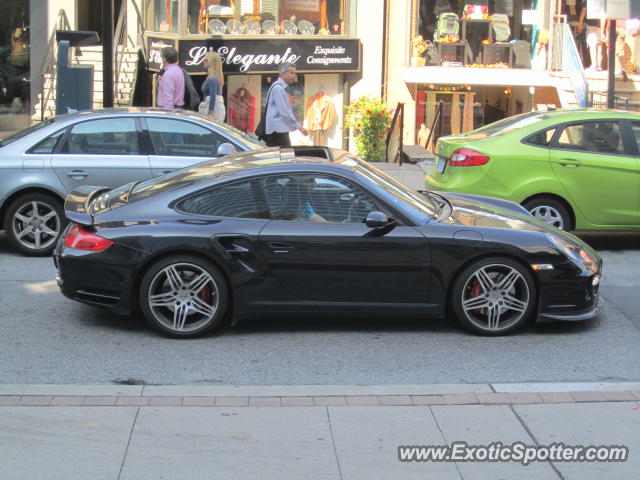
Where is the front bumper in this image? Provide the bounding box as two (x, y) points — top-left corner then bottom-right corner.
(537, 295), (603, 323)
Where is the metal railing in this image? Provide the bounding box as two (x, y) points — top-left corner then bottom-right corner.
(385, 103), (404, 164)
(589, 91), (629, 110)
(40, 9), (73, 120)
(424, 101), (444, 153)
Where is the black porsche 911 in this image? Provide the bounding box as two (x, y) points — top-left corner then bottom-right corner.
(53, 147), (602, 338)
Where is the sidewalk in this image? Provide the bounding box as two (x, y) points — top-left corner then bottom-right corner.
(372, 159), (434, 191)
(2, 382), (639, 479)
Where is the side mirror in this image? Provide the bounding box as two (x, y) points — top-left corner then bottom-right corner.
(217, 142), (237, 156)
(365, 211), (396, 229)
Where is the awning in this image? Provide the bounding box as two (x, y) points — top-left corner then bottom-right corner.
(404, 66), (556, 87)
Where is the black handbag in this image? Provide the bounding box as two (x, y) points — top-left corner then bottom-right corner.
(255, 84), (276, 141)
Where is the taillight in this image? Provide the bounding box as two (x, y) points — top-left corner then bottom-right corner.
(64, 225), (114, 251)
(449, 148), (490, 167)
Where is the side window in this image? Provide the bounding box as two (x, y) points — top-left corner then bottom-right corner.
(630, 122), (640, 153)
(556, 121), (624, 154)
(525, 128), (556, 147)
(29, 129), (65, 154)
(63, 118), (140, 154)
(261, 174), (382, 223)
(145, 118), (229, 157)
(177, 179), (268, 219)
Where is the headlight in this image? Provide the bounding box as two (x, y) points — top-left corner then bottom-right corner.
(545, 234), (597, 272)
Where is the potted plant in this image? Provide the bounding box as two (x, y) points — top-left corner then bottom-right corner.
(344, 96), (393, 162)
(411, 35), (427, 66)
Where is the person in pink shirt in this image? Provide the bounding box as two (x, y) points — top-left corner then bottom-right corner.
(157, 47), (185, 110)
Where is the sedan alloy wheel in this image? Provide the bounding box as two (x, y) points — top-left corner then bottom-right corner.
(452, 258), (536, 335)
(5, 193), (64, 256)
(140, 256), (229, 338)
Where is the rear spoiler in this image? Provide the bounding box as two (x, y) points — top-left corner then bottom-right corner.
(64, 185), (111, 226)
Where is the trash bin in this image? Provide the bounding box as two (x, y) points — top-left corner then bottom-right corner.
(55, 31), (99, 115)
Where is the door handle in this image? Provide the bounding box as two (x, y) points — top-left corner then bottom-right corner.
(66, 170), (89, 178)
(267, 241), (293, 254)
(558, 158), (581, 167)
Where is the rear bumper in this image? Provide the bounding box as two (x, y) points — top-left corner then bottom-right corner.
(53, 242), (141, 315)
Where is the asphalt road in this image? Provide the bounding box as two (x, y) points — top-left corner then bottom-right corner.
(1, 231), (639, 386)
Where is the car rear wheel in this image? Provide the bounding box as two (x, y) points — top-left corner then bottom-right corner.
(452, 257), (536, 335)
(139, 255), (229, 338)
(4, 193), (66, 256)
(523, 197), (571, 231)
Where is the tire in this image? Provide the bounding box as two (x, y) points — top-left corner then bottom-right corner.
(523, 197), (571, 231)
(4, 193), (66, 256)
(451, 257), (536, 335)
(139, 255), (229, 338)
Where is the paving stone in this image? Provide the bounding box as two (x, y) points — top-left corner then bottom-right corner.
(631, 390), (640, 401)
(17, 396), (52, 406)
(147, 396), (183, 406)
(280, 396), (315, 407)
(570, 391), (606, 402)
(82, 396), (118, 406)
(443, 393), (479, 405)
(601, 391), (636, 401)
(248, 397), (281, 407)
(377, 395), (413, 406)
(410, 395), (446, 405)
(181, 397), (216, 407)
(313, 396), (347, 406)
(0, 396), (21, 406)
(507, 393), (543, 404)
(214, 396), (249, 407)
(476, 393), (511, 404)
(346, 396), (380, 406)
(539, 392), (574, 403)
(115, 397), (149, 406)
(51, 396), (86, 406)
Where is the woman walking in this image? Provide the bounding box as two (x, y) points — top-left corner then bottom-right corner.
(201, 51), (226, 121)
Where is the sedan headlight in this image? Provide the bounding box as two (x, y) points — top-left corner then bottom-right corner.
(545, 234), (597, 272)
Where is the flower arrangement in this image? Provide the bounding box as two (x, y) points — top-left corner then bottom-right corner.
(344, 96), (393, 162)
(411, 35), (427, 57)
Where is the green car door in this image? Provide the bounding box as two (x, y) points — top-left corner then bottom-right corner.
(549, 119), (639, 227)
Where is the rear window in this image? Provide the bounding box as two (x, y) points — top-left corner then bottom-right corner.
(471, 112), (549, 138)
(129, 161), (224, 202)
(0, 119), (55, 147)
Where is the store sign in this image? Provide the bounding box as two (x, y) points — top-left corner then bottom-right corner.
(146, 37), (177, 70)
(178, 38), (361, 74)
(285, 0), (321, 12)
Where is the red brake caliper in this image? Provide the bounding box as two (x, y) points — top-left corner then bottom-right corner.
(468, 280), (483, 314)
(198, 284), (212, 303)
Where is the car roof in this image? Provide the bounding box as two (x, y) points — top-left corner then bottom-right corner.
(128, 147), (362, 202)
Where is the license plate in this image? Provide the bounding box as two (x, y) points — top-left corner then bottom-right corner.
(436, 157), (447, 174)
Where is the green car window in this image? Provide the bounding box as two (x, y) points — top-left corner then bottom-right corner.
(630, 122), (640, 153)
(556, 121), (624, 155)
(526, 128), (556, 147)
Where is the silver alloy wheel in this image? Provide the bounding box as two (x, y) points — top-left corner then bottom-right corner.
(460, 264), (530, 332)
(528, 205), (564, 229)
(11, 200), (61, 251)
(146, 262), (219, 333)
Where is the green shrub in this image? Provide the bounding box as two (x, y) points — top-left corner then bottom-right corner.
(344, 96), (393, 162)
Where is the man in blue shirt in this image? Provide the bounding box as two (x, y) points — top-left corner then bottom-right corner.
(265, 63), (308, 147)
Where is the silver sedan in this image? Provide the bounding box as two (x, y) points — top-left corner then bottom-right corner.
(0, 108), (262, 256)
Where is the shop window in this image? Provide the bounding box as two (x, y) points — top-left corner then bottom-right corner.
(0, 0), (29, 115)
(185, 0), (346, 36)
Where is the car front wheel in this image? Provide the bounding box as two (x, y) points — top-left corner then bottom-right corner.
(523, 197), (571, 231)
(139, 255), (229, 338)
(452, 257), (536, 335)
(4, 193), (66, 256)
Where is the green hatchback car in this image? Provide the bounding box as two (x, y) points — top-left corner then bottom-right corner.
(425, 109), (640, 231)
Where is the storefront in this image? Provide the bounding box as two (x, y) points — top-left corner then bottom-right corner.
(0, 0), (29, 118)
(143, 0), (361, 148)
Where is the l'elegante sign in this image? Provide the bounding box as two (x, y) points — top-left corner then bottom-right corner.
(146, 36), (361, 74)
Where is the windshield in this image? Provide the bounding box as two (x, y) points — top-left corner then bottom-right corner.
(471, 112), (549, 138)
(356, 162), (436, 224)
(0, 119), (55, 147)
